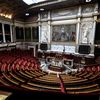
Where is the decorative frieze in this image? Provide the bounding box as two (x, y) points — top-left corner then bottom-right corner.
(51, 7), (78, 18)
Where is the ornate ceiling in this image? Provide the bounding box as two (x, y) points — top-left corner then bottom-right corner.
(0, 0), (28, 19)
(0, 0), (99, 20)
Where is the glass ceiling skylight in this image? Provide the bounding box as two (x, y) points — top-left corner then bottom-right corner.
(23, 0), (46, 5)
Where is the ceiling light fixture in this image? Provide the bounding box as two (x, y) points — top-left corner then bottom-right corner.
(40, 8), (44, 11)
(25, 13), (30, 16)
(23, 0), (46, 5)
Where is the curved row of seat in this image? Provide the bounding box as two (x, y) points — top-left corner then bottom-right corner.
(0, 49), (100, 95)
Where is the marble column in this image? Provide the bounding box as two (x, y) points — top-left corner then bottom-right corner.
(10, 25), (13, 42)
(2, 23), (6, 43)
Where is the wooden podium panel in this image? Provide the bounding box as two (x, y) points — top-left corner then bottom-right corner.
(48, 65), (66, 72)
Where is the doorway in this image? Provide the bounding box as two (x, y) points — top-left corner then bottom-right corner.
(28, 46), (36, 57)
(94, 22), (100, 56)
(95, 22), (100, 44)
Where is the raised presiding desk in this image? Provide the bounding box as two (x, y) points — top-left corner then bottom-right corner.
(38, 50), (95, 66)
(39, 51), (95, 73)
(47, 58), (66, 72)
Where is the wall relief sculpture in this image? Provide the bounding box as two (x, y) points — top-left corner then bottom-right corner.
(41, 12), (48, 19)
(40, 23), (49, 43)
(80, 21), (93, 44)
(51, 7), (78, 18)
(52, 24), (76, 42)
(82, 4), (94, 14)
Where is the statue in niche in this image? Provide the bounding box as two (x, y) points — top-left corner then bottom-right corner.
(61, 27), (70, 42)
(81, 23), (91, 44)
(81, 21), (93, 44)
(71, 32), (76, 41)
(41, 25), (48, 42)
(82, 27), (89, 43)
(61, 27), (66, 41)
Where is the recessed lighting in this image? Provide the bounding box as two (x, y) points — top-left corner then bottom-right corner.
(25, 13), (29, 16)
(40, 8), (44, 11)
